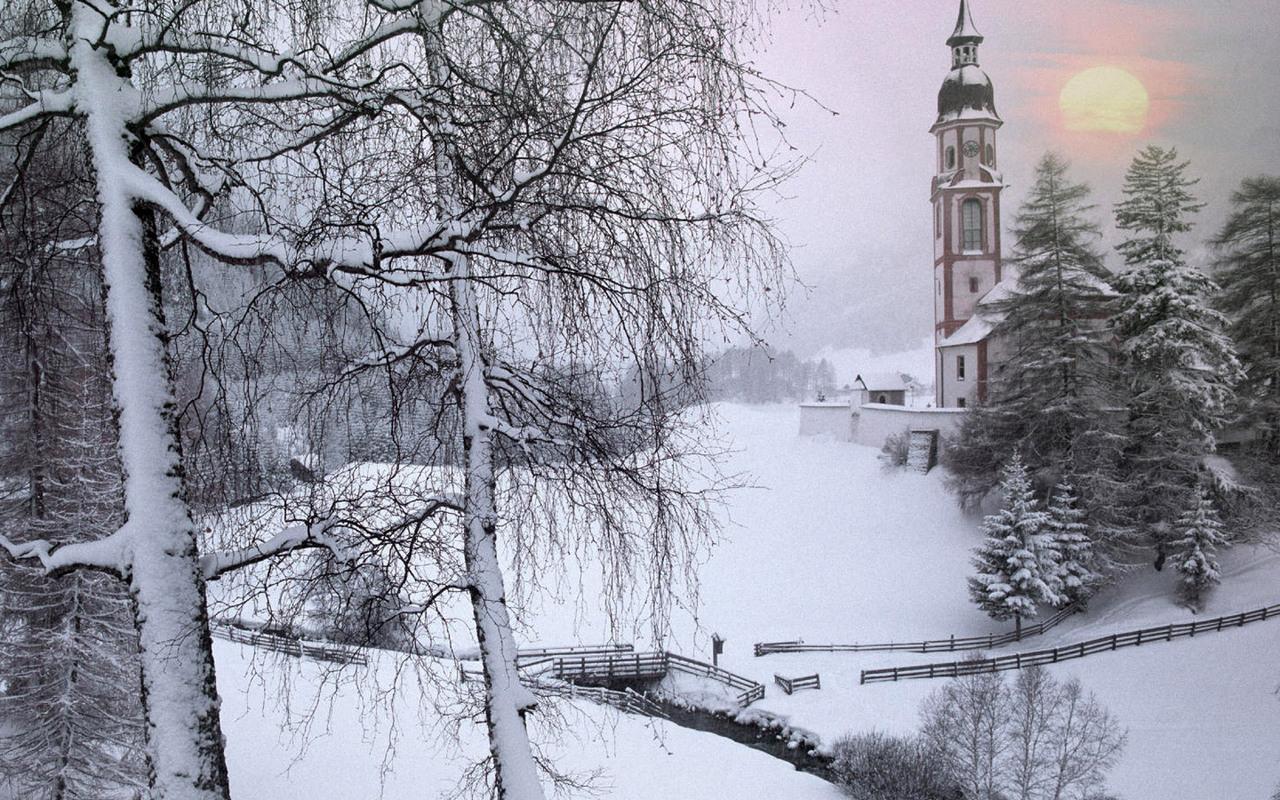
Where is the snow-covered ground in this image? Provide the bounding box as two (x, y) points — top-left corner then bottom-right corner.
(216, 639), (841, 800)
(216, 402), (1280, 798)
(690, 404), (1280, 799)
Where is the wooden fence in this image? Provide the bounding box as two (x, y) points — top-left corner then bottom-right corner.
(665, 652), (767, 706)
(462, 648), (767, 708)
(517, 644), (635, 661)
(860, 602), (1280, 685)
(211, 623), (368, 666)
(536, 682), (671, 719)
(773, 673), (821, 695)
(754, 605), (1080, 657)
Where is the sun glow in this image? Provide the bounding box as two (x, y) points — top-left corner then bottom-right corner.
(1059, 66), (1150, 134)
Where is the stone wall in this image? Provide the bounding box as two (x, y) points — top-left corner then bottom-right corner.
(798, 403), (855, 439)
(852, 404), (966, 449)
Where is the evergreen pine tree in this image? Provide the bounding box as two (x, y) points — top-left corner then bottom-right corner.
(1044, 482), (1100, 607)
(1213, 176), (1280, 462)
(946, 153), (1127, 552)
(1112, 145), (1242, 565)
(968, 458), (1059, 634)
(1170, 488), (1226, 611)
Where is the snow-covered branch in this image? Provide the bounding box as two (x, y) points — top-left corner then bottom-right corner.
(0, 527), (132, 576)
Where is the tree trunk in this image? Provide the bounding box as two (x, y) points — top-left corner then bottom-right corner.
(449, 255), (546, 800)
(77, 14), (232, 789)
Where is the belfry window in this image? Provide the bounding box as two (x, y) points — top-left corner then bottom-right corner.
(985, 144), (995, 166)
(962, 198), (984, 252)
(945, 146), (956, 170)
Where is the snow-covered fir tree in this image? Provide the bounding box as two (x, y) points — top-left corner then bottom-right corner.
(947, 153), (1127, 555)
(1213, 176), (1280, 462)
(1112, 145), (1242, 566)
(968, 458), (1059, 634)
(1171, 488), (1226, 611)
(1044, 482), (1101, 607)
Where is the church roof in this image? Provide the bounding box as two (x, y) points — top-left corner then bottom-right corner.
(854, 372), (909, 392)
(939, 275), (1016, 348)
(937, 65), (999, 125)
(947, 0), (984, 47)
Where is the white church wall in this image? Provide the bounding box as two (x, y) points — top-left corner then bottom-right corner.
(852, 404), (967, 449)
(937, 343), (979, 408)
(798, 403), (855, 439)
(950, 258), (997, 320)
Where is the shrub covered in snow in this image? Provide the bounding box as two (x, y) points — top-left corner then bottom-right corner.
(829, 732), (962, 800)
(879, 430), (911, 468)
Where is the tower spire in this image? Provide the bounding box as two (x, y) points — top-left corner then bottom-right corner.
(948, 0), (984, 47)
(947, 0), (984, 68)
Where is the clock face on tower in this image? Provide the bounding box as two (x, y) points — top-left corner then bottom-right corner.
(963, 140), (980, 158)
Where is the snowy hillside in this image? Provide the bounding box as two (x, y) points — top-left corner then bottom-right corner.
(213, 402), (1280, 799)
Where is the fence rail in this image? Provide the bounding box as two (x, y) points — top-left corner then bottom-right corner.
(860, 602), (1280, 685)
(773, 673), (821, 695)
(755, 605), (1080, 657)
(211, 623), (368, 666)
(535, 682), (671, 719)
(460, 647), (768, 708)
(517, 644), (634, 661)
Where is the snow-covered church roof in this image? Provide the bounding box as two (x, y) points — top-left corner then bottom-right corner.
(939, 274), (1016, 348)
(854, 372), (910, 392)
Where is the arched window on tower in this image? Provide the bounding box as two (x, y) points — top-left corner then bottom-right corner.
(962, 198), (984, 253)
(945, 146), (956, 170)
(985, 144), (995, 167)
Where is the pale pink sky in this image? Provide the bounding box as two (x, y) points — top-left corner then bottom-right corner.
(754, 0), (1280, 356)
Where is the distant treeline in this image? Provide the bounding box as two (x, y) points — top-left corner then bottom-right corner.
(704, 346), (837, 404)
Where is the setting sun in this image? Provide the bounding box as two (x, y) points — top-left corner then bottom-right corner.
(1059, 66), (1150, 134)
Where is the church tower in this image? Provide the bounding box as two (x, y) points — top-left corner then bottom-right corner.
(931, 0), (1004, 408)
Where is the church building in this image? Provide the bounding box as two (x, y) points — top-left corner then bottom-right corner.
(931, 0), (1011, 409)
(798, 0), (1013, 450)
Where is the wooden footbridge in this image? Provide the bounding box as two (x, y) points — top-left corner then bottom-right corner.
(462, 644), (767, 708)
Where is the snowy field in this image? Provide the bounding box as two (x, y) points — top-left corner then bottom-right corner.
(216, 640), (841, 800)
(216, 402), (1280, 799)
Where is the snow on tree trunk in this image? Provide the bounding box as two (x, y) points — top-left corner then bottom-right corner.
(449, 256), (545, 800)
(74, 13), (230, 797)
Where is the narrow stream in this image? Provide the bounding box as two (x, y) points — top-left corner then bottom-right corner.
(655, 700), (837, 784)
(567, 675), (837, 784)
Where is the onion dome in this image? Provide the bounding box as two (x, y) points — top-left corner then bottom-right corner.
(937, 65), (999, 124)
